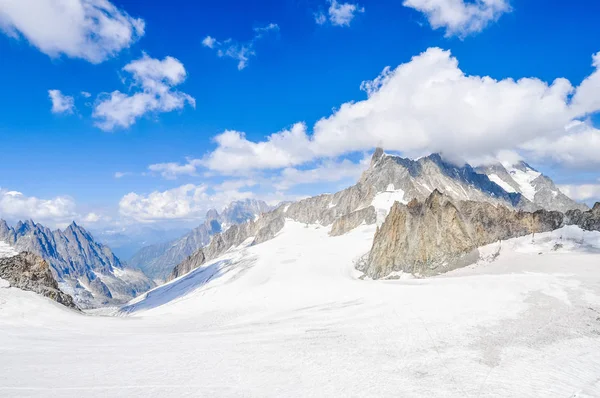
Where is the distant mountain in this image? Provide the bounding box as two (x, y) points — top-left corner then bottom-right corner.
(128, 199), (272, 281)
(169, 149), (589, 281)
(91, 224), (190, 260)
(0, 219), (154, 308)
(475, 161), (588, 213)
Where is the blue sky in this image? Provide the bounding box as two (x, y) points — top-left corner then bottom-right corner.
(0, 0), (600, 232)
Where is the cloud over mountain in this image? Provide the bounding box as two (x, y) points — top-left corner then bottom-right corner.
(201, 47), (600, 173)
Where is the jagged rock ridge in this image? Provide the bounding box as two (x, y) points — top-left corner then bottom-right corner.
(0, 219), (154, 308)
(476, 161), (588, 213)
(168, 149), (588, 281)
(0, 252), (78, 309)
(129, 199), (272, 281)
(362, 190), (599, 279)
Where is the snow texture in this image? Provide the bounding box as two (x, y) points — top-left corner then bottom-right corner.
(0, 241), (18, 259)
(1, 223), (600, 397)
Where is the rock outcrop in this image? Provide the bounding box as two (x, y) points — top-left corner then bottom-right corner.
(0, 220), (154, 308)
(168, 149), (589, 282)
(330, 206), (377, 236)
(565, 203), (600, 231)
(0, 252), (78, 309)
(362, 191), (565, 279)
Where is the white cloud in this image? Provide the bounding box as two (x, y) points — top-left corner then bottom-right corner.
(403, 0), (511, 37)
(0, 188), (75, 223)
(0, 188), (108, 228)
(93, 53), (195, 131)
(315, 12), (327, 25)
(202, 35), (217, 48)
(82, 212), (101, 223)
(202, 23), (279, 70)
(203, 47), (600, 173)
(275, 156), (369, 190)
(80, 91), (92, 98)
(327, 0), (364, 27)
(559, 183), (600, 202)
(114, 171), (132, 179)
(0, 0), (144, 63)
(203, 123), (315, 173)
(48, 89), (75, 114)
(521, 121), (600, 169)
(148, 158), (203, 179)
(119, 184), (255, 222)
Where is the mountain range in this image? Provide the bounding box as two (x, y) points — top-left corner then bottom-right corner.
(127, 199), (272, 281)
(0, 220), (154, 308)
(167, 149), (591, 282)
(0, 150), (592, 309)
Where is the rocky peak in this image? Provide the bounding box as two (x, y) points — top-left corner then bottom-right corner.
(0, 219), (153, 308)
(206, 208), (220, 221)
(424, 188), (445, 208)
(371, 147), (385, 166)
(593, 202), (600, 214)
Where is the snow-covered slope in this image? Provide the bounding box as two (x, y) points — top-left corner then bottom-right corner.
(128, 199), (272, 281)
(168, 150), (589, 282)
(0, 240), (18, 258)
(1, 223), (600, 397)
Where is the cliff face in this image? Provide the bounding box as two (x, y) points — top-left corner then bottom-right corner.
(565, 203), (600, 231)
(167, 149), (591, 282)
(0, 252), (78, 309)
(330, 206), (377, 237)
(0, 220), (154, 308)
(363, 191), (566, 279)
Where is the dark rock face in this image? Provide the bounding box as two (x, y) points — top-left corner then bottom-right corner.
(363, 191), (565, 279)
(565, 203), (600, 231)
(0, 252), (78, 310)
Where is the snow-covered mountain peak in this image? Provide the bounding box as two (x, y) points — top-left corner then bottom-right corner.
(476, 160), (587, 212)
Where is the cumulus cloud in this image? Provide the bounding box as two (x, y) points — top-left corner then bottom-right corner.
(202, 47), (600, 173)
(316, 0), (364, 27)
(119, 184), (255, 222)
(559, 182), (600, 203)
(0, 0), (144, 63)
(203, 123), (315, 173)
(0, 188), (106, 228)
(93, 53), (195, 131)
(148, 158), (203, 179)
(403, 0), (511, 37)
(202, 23), (279, 70)
(275, 156), (370, 190)
(521, 121), (600, 169)
(0, 188), (75, 222)
(48, 89), (75, 114)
